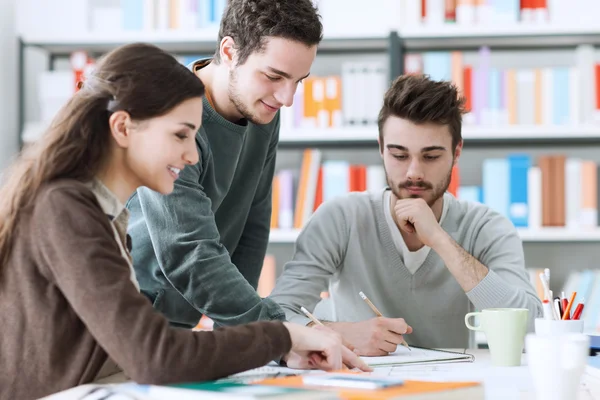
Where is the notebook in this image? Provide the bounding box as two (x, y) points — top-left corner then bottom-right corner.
(302, 373), (405, 390)
(362, 346), (474, 367)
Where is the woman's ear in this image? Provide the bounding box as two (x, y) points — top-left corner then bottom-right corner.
(108, 111), (132, 149)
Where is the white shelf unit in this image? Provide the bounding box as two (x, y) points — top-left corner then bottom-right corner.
(278, 125), (600, 146)
(400, 24), (600, 39)
(399, 24), (600, 49)
(269, 228), (600, 244)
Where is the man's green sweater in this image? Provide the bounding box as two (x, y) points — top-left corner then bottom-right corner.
(127, 93), (285, 328)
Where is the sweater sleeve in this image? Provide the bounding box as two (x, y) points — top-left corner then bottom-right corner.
(269, 198), (349, 325)
(33, 186), (292, 384)
(465, 211), (543, 332)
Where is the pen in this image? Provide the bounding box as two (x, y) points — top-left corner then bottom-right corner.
(358, 291), (411, 352)
(572, 300), (585, 321)
(562, 291), (577, 320)
(554, 298), (562, 321)
(542, 300), (554, 320)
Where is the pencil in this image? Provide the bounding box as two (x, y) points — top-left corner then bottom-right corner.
(300, 306), (325, 326)
(358, 291), (411, 352)
(300, 306), (350, 370)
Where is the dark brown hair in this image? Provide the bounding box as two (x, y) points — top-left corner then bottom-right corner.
(214, 0), (323, 65)
(377, 74), (466, 152)
(0, 42), (205, 267)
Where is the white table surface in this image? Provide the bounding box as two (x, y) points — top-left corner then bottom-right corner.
(41, 348), (600, 400)
(368, 348), (600, 400)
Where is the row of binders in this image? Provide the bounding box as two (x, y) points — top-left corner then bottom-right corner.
(270, 149), (387, 230)
(279, 61), (387, 130)
(90, 0), (227, 32)
(456, 154), (600, 229)
(405, 45), (600, 128)
(407, 0), (599, 26)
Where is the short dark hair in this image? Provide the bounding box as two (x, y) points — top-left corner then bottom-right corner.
(377, 74), (466, 152)
(214, 0), (323, 65)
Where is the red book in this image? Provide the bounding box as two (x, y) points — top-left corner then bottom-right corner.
(595, 65), (600, 111)
(448, 165), (460, 196)
(463, 66), (473, 112)
(313, 167), (323, 212)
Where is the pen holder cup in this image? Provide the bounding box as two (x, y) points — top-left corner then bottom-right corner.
(526, 333), (590, 400)
(534, 318), (584, 336)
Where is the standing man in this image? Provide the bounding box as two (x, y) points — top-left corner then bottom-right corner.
(126, 0), (323, 329)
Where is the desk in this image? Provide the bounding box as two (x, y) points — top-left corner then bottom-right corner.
(368, 348), (599, 400)
(41, 349), (600, 400)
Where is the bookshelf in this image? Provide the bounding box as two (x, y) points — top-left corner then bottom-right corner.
(18, 19), (600, 300)
(278, 125), (600, 149)
(17, 32), (397, 148)
(269, 228), (600, 244)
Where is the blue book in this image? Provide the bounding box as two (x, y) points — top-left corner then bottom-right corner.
(198, 0), (212, 27)
(483, 158), (509, 218)
(322, 161), (350, 202)
(423, 52), (452, 82)
(508, 154), (531, 228)
(458, 186), (482, 204)
(122, 0), (144, 31)
(552, 68), (570, 125)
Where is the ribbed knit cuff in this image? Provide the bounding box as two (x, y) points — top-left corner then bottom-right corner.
(465, 270), (510, 310)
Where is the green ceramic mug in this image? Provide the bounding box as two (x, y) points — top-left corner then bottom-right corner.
(465, 308), (529, 367)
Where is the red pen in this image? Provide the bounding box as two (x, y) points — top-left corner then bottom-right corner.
(572, 301), (585, 320)
(562, 297), (569, 320)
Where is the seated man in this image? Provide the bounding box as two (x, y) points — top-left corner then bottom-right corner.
(269, 74), (542, 355)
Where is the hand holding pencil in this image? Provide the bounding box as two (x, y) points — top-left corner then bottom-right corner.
(359, 291), (412, 352)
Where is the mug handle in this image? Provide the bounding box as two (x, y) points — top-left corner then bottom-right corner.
(465, 312), (482, 331)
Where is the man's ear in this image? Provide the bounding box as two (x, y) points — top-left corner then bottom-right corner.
(108, 111), (132, 149)
(220, 36), (237, 67)
(453, 140), (463, 165)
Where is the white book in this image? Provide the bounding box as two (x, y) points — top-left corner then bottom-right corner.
(576, 45), (595, 124)
(403, 0), (422, 26)
(156, 0), (169, 30)
(341, 62), (357, 125)
(367, 165), (387, 193)
(143, 0), (155, 30)
(569, 67), (580, 126)
(426, 0), (445, 26)
(516, 69), (535, 126)
(527, 166), (542, 230)
(542, 68), (554, 126)
(455, 3), (475, 25)
(356, 63), (369, 125)
(565, 158), (582, 229)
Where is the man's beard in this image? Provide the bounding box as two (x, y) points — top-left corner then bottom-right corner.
(228, 68), (262, 124)
(386, 164), (453, 207)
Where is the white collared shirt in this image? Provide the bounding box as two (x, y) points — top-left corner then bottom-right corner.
(86, 178), (140, 291)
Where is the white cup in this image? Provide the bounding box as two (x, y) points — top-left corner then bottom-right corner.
(535, 318), (584, 336)
(526, 333), (590, 400)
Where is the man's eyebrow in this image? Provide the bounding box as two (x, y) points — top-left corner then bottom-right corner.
(421, 146), (447, 152)
(386, 145), (447, 152)
(267, 67), (310, 81)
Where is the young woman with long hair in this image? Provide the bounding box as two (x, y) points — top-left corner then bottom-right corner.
(0, 43), (361, 400)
